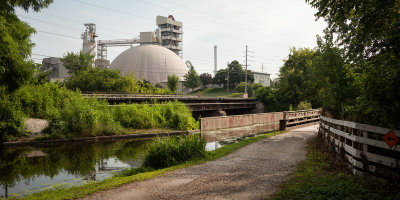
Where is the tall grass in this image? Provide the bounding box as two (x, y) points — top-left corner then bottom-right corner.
(112, 101), (199, 130)
(143, 135), (206, 169)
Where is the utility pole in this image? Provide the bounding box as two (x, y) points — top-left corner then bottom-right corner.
(226, 61), (230, 95)
(244, 45), (248, 98)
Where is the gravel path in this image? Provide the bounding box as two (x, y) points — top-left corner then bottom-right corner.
(82, 125), (318, 200)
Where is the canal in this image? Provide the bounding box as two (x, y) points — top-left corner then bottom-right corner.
(0, 136), (225, 198)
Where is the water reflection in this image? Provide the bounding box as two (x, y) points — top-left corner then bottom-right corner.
(0, 139), (150, 197)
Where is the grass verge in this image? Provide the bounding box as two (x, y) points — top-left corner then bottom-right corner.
(271, 135), (399, 200)
(20, 131), (282, 200)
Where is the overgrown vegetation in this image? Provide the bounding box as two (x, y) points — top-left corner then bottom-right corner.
(143, 135), (206, 169)
(0, 82), (196, 141)
(272, 136), (397, 200)
(113, 101), (198, 130)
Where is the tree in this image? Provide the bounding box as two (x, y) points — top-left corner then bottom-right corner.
(276, 48), (316, 110)
(65, 68), (129, 92)
(212, 60), (254, 88)
(199, 73), (212, 88)
(307, 0), (400, 128)
(254, 87), (282, 112)
(61, 51), (94, 75)
(0, 0), (53, 92)
(167, 75), (179, 94)
(235, 82), (253, 97)
(183, 66), (200, 91)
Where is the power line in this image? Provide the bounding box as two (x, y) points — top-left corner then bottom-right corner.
(36, 30), (81, 39)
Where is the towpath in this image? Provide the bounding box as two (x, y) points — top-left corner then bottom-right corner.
(82, 125), (318, 200)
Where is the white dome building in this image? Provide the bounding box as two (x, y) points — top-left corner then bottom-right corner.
(110, 44), (188, 84)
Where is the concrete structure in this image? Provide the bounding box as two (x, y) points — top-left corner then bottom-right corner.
(156, 15), (183, 57)
(200, 109), (321, 142)
(110, 44), (188, 84)
(253, 71), (271, 87)
(81, 23), (97, 57)
(214, 45), (217, 75)
(42, 57), (69, 82)
(201, 112), (284, 142)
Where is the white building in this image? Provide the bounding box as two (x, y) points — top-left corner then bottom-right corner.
(253, 71), (271, 87)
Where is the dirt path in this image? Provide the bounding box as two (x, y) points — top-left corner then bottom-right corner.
(82, 125), (318, 200)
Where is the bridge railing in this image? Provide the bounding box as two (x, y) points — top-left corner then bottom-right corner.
(283, 109), (321, 128)
(320, 116), (400, 182)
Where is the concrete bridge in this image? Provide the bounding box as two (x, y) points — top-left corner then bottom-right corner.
(83, 94), (261, 117)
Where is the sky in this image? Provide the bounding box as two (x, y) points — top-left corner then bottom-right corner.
(17, 0), (327, 79)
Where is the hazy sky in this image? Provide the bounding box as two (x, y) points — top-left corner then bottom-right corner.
(17, 0), (327, 78)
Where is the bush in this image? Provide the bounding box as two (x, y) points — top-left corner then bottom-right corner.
(143, 135), (206, 169)
(235, 82), (253, 97)
(297, 101), (312, 110)
(0, 91), (26, 142)
(113, 101), (199, 130)
(14, 82), (78, 118)
(45, 96), (123, 137)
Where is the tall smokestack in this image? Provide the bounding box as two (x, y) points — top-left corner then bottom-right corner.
(214, 45), (217, 75)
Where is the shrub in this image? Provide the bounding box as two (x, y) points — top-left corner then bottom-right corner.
(143, 135), (206, 169)
(297, 101), (312, 110)
(112, 101), (198, 130)
(14, 82), (77, 118)
(45, 96), (123, 137)
(0, 90), (26, 142)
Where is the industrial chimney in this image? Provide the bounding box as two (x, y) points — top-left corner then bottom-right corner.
(214, 45), (217, 75)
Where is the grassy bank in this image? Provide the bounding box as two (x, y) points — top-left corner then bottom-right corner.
(20, 131), (282, 200)
(271, 135), (398, 200)
(189, 88), (239, 97)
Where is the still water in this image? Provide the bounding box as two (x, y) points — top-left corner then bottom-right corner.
(0, 139), (150, 197)
(0, 137), (226, 197)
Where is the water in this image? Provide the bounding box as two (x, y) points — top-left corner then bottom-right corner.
(0, 135), (233, 198)
(0, 139), (150, 198)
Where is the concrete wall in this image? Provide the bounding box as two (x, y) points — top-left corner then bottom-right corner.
(201, 112), (284, 142)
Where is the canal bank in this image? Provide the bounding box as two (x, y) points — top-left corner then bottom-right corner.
(16, 130), (285, 200)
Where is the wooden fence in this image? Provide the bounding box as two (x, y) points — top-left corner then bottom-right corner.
(320, 116), (400, 182)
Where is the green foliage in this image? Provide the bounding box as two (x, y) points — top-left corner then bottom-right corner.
(199, 73), (212, 87)
(272, 137), (394, 200)
(167, 75), (179, 93)
(65, 68), (129, 92)
(0, 11), (35, 91)
(276, 48), (316, 110)
(14, 82), (75, 118)
(155, 82), (163, 88)
(306, 0), (400, 128)
(255, 87), (283, 112)
(212, 60), (254, 88)
(45, 96), (123, 137)
(112, 101), (198, 130)
(183, 66), (201, 90)
(61, 51), (94, 75)
(0, 89), (26, 142)
(143, 135), (206, 169)
(297, 101), (312, 110)
(235, 82), (261, 97)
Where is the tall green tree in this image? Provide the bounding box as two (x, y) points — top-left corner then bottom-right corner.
(276, 48), (316, 110)
(0, 0), (53, 92)
(307, 0), (400, 128)
(167, 75), (179, 94)
(61, 51), (94, 75)
(212, 60), (254, 88)
(183, 66), (200, 91)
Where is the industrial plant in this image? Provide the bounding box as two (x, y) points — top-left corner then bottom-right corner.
(42, 15), (187, 85)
